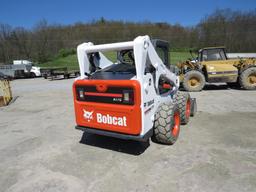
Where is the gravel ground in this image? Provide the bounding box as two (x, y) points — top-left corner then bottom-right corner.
(0, 78), (256, 192)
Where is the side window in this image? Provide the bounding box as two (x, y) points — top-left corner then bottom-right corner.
(202, 50), (208, 61)
(156, 46), (168, 66)
(202, 49), (224, 61)
(156, 47), (165, 62)
(219, 49), (227, 60)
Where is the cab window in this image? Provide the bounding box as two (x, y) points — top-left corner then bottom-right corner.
(201, 49), (227, 61)
(156, 46), (168, 66)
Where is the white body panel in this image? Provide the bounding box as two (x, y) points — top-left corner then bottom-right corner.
(31, 66), (41, 77)
(13, 60), (32, 65)
(227, 53), (256, 59)
(76, 36), (179, 135)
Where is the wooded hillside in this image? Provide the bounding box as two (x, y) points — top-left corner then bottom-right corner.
(0, 9), (255, 64)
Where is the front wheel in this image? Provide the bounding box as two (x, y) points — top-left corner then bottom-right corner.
(239, 67), (256, 90)
(174, 91), (191, 125)
(30, 72), (36, 78)
(152, 102), (180, 145)
(183, 70), (206, 92)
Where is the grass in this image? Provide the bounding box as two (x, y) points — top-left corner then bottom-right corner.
(37, 54), (79, 70)
(37, 52), (191, 70)
(170, 52), (191, 65)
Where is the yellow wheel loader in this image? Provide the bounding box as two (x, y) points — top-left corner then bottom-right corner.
(178, 47), (256, 91)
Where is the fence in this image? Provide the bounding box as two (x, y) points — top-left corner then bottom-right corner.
(0, 80), (12, 107)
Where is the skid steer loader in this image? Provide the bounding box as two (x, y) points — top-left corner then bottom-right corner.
(73, 36), (196, 145)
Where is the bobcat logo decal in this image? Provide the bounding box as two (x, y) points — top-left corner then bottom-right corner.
(83, 109), (94, 122)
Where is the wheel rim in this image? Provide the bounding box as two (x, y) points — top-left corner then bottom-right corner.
(172, 111), (180, 137)
(186, 99), (191, 119)
(188, 77), (200, 88)
(247, 73), (256, 85)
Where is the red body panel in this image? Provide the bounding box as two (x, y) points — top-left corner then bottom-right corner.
(73, 80), (142, 135)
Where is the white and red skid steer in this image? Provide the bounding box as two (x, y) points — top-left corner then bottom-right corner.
(73, 36), (196, 144)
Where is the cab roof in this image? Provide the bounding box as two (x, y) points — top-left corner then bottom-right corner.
(198, 46), (226, 52)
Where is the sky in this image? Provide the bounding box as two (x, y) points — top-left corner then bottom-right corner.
(0, 0), (255, 28)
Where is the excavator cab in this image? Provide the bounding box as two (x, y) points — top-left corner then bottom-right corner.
(198, 47), (227, 62)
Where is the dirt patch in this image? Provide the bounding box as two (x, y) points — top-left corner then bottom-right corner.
(0, 78), (256, 192)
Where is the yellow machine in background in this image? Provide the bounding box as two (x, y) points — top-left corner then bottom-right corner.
(178, 47), (256, 91)
(0, 80), (12, 107)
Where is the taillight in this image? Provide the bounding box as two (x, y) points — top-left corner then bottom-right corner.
(76, 87), (85, 100)
(123, 90), (134, 105)
(79, 90), (84, 99)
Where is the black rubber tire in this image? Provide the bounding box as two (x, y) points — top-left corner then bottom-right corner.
(183, 70), (206, 92)
(239, 67), (256, 90)
(64, 74), (70, 79)
(152, 102), (180, 145)
(190, 98), (197, 117)
(30, 72), (36, 78)
(75, 72), (80, 77)
(173, 91), (191, 125)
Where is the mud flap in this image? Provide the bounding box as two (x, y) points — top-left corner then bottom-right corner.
(190, 98), (197, 117)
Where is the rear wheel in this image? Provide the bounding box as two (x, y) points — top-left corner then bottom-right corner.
(174, 91), (191, 125)
(239, 67), (256, 90)
(183, 70), (205, 92)
(75, 72), (80, 77)
(152, 102), (180, 145)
